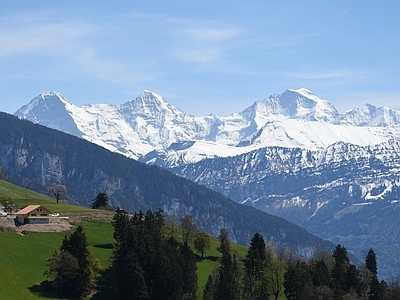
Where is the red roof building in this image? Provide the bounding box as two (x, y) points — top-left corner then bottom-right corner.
(15, 205), (51, 225)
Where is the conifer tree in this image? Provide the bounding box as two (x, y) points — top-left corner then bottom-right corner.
(111, 209), (198, 300)
(179, 242), (198, 299)
(366, 248), (378, 276)
(215, 229), (241, 300)
(283, 260), (312, 300)
(91, 192), (109, 209)
(309, 258), (331, 288)
(112, 209), (130, 243)
(203, 272), (218, 300)
(331, 244), (361, 297)
(60, 225), (91, 297)
(242, 232), (269, 299)
(331, 244), (350, 296)
(45, 225), (96, 298)
(366, 248), (383, 300)
(45, 249), (79, 296)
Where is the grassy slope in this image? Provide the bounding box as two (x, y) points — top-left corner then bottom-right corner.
(0, 180), (284, 299)
(0, 179), (93, 213)
(0, 180), (114, 299)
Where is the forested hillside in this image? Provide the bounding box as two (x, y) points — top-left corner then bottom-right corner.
(0, 111), (334, 256)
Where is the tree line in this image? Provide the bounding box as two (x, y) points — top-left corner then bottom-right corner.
(205, 233), (400, 300)
(44, 209), (400, 299)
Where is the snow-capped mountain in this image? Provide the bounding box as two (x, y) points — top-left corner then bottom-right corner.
(14, 88), (400, 278)
(16, 90), (212, 159)
(14, 88), (400, 162)
(15, 91), (83, 137)
(161, 139), (400, 278)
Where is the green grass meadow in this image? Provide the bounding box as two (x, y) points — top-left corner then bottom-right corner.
(1, 180), (278, 299)
(0, 179), (93, 213)
(0, 221), (115, 300)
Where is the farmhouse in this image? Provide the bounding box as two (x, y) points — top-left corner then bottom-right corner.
(15, 205), (51, 225)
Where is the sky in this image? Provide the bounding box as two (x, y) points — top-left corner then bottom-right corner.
(1, 1), (400, 116)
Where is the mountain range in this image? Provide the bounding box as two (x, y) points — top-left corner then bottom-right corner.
(13, 88), (400, 278)
(0, 111), (335, 259)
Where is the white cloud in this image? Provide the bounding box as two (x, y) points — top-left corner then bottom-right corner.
(284, 67), (372, 84)
(0, 11), (155, 85)
(0, 11), (93, 57)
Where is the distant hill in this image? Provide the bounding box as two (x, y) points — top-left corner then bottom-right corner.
(0, 111), (334, 256)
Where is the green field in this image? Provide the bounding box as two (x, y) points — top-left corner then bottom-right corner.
(0, 179), (93, 213)
(0, 180), (113, 299)
(0, 180), (251, 299)
(0, 222), (115, 300)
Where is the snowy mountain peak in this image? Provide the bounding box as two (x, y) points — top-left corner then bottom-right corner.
(14, 91), (82, 137)
(13, 88), (400, 162)
(15, 91), (72, 116)
(341, 103), (400, 126)
(288, 87), (315, 98)
(119, 90), (185, 118)
(241, 88), (339, 126)
(279, 89), (339, 122)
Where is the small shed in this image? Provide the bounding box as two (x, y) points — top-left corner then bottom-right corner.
(15, 205), (51, 225)
(116, 207), (129, 214)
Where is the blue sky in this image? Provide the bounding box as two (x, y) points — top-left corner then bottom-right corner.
(1, 1), (400, 116)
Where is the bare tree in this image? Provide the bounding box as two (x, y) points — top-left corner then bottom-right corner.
(309, 249), (334, 271)
(276, 245), (299, 266)
(180, 214), (198, 245)
(48, 183), (67, 203)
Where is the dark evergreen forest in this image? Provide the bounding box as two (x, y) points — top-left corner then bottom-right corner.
(44, 210), (400, 300)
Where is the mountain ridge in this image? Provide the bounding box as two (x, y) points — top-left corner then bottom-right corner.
(12, 88), (400, 278)
(0, 111), (335, 259)
(14, 88), (400, 162)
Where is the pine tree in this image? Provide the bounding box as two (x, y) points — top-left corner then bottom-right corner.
(215, 229), (241, 300)
(331, 244), (350, 296)
(44, 249), (79, 296)
(111, 209), (198, 300)
(45, 226), (95, 298)
(113, 248), (149, 299)
(204, 272), (218, 300)
(112, 209), (130, 243)
(91, 192), (109, 209)
(309, 258), (331, 288)
(283, 261), (312, 300)
(242, 232), (268, 299)
(179, 242), (198, 299)
(60, 225), (91, 297)
(366, 248), (383, 300)
(331, 244), (361, 297)
(366, 248), (378, 276)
